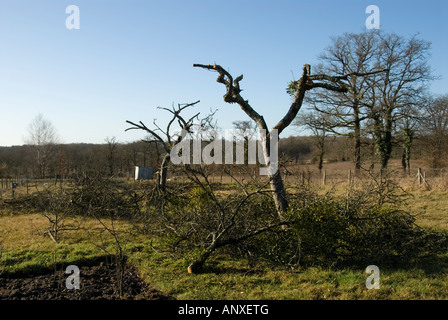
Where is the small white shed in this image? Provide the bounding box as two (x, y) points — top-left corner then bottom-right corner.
(134, 166), (153, 180)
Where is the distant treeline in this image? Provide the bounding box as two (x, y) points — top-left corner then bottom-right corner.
(0, 133), (444, 179)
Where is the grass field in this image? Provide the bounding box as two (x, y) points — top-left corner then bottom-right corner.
(1, 172), (448, 300)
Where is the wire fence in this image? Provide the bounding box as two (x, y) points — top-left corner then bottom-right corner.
(163, 165), (448, 190)
(280, 166), (448, 190)
(1, 166), (447, 195)
(0, 177), (66, 196)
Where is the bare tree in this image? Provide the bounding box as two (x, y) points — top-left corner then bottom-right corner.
(157, 162), (293, 273)
(302, 32), (381, 172)
(365, 33), (434, 170)
(294, 112), (332, 173)
(105, 136), (119, 177)
(232, 120), (257, 165)
(25, 113), (60, 178)
(395, 104), (421, 175)
(126, 101), (215, 190)
(421, 94), (448, 168)
(302, 32), (433, 171)
(194, 63), (384, 219)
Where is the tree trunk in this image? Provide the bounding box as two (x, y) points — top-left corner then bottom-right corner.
(318, 153), (324, 173)
(108, 159), (114, 177)
(353, 106), (362, 171)
(372, 111), (389, 170)
(401, 128), (413, 175)
(187, 249), (213, 274)
(260, 130), (288, 220)
(159, 153), (170, 190)
(270, 171), (288, 220)
(317, 135), (325, 173)
(401, 151), (407, 174)
(381, 112), (393, 170)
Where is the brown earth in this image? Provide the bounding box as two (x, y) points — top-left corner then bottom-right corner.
(0, 257), (175, 300)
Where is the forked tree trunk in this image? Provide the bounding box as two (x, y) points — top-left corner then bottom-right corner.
(269, 171), (287, 220)
(260, 132), (288, 220)
(193, 63), (382, 222)
(187, 63), (387, 274)
(159, 153), (170, 190)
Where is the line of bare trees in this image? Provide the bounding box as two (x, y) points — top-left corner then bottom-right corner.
(294, 31), (447, 174)
(0, 140), (164, 181)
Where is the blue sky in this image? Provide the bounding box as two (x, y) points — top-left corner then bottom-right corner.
(0, 0), (447, 146)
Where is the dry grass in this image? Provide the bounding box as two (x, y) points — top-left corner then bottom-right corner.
(0, 213), (50, 250)
(0, 210), (136, 273)
(1, 163), (448, 300)
(403, 190), (448, 231)
(1, 208), (448, 300)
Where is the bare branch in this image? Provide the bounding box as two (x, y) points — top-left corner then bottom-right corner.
(309, 68), (389, 82)
(125, 120), (171, 153)
(193, 64), (268, 131)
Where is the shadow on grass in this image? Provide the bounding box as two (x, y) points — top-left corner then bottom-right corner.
(189, 245), (448, 277)
(1, 254), (117, 278)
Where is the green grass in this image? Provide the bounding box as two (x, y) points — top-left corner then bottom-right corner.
(2, 190), (448, 300)
(127, 242), (448, 300)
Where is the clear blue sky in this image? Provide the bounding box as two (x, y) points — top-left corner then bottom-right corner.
(1, 0), (447, 146)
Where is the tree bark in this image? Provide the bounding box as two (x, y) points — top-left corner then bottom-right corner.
(382, 110), (393, 170)
(353, 105), (362, 171)
(159, 153), (170, 190)
(270, 171), (287, 220)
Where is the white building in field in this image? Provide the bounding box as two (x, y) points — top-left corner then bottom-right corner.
(134, 166), (153, 180)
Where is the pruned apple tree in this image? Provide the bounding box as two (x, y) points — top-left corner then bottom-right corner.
(126, 100), (216, 191)
(193, 63), (385, 219)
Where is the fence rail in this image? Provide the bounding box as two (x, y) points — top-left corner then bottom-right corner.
(0, 178), (27, 190)
(1, 166), (447, 194)
(0, 177), (65, 196)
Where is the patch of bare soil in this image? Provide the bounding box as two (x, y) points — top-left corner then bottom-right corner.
(0, 257), (175, 300)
